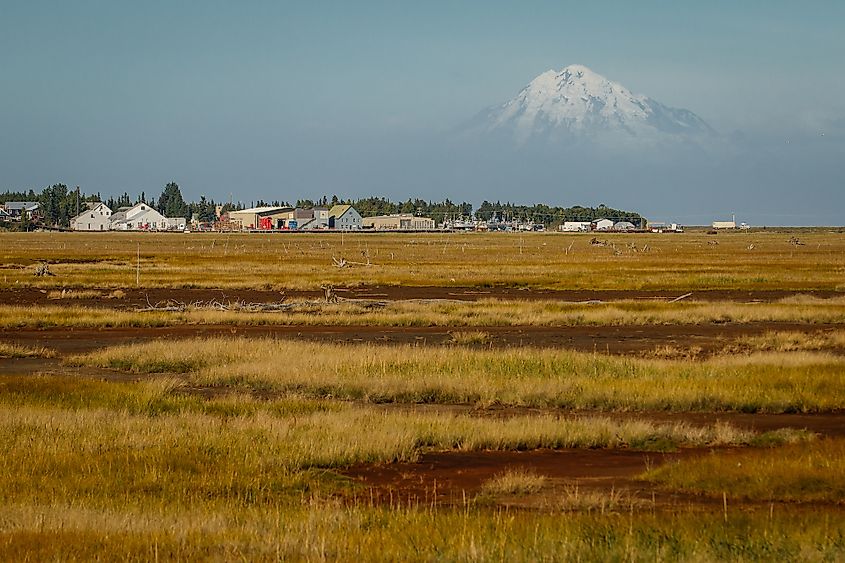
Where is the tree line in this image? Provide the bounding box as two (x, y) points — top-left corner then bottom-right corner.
(1, 183), (643, 229)
(474, 201), (644, 226)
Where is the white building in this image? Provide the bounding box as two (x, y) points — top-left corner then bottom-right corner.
(593, 218), (615, 231)
(70, 202), (112, 231)
(110, 203), (185, 231)
(712, 221), (737, 229)
(613, 221), (637, 231)
(328, 205), (362, 230)
(559, 221), (592, 232)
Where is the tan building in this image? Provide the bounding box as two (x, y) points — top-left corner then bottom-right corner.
(362, 213), (436, 231)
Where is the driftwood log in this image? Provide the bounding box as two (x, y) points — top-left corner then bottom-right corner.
(33, 263), (54, 277)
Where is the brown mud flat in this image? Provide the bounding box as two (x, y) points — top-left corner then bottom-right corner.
(1, 322), (843, 356)
(340, 447), (845, 510)
(340, 448), (743, 510)
(1, 286), (841, 309)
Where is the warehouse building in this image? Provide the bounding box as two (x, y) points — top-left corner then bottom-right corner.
(362, 213), (436, 231)
(228, 206), (294, 230)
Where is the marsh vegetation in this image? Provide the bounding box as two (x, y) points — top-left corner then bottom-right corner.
(1, 230), (843, 559)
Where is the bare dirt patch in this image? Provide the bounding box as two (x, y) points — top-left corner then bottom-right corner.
(341, 448), (721, 509)
(1, 286), (841, 309)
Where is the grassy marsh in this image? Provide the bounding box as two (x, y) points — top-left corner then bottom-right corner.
(3, 230), (845, 560)
(0, 372), (832, 560)
(77, 337), (845, 412)
(2, 504), (843, 561)
(2, 231), (844, 291)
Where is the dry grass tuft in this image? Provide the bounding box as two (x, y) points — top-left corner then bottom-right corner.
(450, 330), (492, 345)
(643, 344), (703, 360)
(481, 467), (547, 496)
(47, 289), (102, 300)
(0, 343), (57, 358)
(552, 486), (635, 512)
(730, 330), (845, 353)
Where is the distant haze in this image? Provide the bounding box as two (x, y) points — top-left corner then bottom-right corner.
(1, 2), (843, 226)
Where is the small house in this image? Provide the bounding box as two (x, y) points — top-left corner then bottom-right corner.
(328, 205), (362, 230)
(70, 202), (112, 231)
(110, 203), (173, 231)
(4, 202), (40, 221)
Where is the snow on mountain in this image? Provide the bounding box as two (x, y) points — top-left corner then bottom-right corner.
(479, 64), (714, 146)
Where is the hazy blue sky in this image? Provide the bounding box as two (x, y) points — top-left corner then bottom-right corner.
(2, 1), (843, 223)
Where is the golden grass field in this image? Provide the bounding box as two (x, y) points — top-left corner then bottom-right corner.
(1, 230), (844, 291)
(1, 230), (844, 560)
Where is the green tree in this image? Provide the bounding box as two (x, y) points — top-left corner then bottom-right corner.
(156, 182), (189, 219)
(38, 183), (75, 227)
(190, 196), (217, 222)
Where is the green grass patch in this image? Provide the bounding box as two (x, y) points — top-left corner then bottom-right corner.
(644, 437), (845, 503)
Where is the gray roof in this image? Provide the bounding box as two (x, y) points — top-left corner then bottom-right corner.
(4, 201), (39, 211)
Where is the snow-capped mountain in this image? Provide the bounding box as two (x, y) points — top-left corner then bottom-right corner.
(476, 64), (714, 146)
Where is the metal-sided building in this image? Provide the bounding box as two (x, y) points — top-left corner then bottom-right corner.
(362, 214), (436, 231)
(228, 206), (294, 230)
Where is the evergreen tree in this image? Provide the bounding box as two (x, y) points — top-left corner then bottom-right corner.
(156, 182), (189, 219)
(190, 196), (217, 222)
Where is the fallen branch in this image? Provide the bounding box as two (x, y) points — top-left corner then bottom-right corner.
(136, 294), (297, 313)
